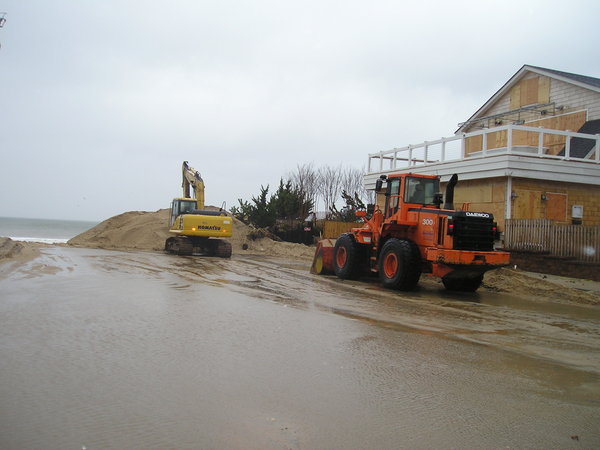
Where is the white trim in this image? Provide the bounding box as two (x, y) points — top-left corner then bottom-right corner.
(364, 153), (600, 189)
(522, 108), (588, 125)
(506, 176), (513, 220)
(367, 124), (600, 176)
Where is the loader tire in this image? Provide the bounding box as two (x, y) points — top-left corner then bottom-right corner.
(442, 274), (483, 292)
(378, 238), (421, 291)
(333, 234), (362, 280)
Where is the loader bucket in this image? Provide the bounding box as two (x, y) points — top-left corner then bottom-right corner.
(311, 238), (336, 275)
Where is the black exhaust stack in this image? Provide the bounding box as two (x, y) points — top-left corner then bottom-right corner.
(444, 174), (458, 210)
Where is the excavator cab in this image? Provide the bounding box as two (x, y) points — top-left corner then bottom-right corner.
(169, 198), (197, 226)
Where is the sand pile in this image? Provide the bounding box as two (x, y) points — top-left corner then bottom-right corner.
(0, 237), (40, 263)
(68, 210), (172, 252)
(68, 208), (315, 259)
(483, 267), (600, 305)
(0, 237), (25, 259)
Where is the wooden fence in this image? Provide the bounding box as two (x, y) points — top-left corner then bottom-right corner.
(504, 219), (600, 262)
(321, 220), (360, 239)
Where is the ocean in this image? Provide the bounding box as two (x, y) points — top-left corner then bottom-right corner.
(0, 217), (99, 244)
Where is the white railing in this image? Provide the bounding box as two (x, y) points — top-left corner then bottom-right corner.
(367, 124), (600, 173)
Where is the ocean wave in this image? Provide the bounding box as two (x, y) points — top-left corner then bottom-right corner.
(9, 237), (69, 244)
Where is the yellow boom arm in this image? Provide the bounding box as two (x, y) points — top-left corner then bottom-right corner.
(182, 161), (205, 209)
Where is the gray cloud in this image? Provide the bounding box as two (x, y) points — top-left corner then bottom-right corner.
(1, 0), (599, 220)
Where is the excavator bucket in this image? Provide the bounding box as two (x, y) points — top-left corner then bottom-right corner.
(311, 239), (336, 275)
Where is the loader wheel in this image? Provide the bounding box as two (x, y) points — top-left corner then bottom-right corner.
(333, 234), (362, 280)
(442, 274), (483, 292)
(378, 238), (421, 291)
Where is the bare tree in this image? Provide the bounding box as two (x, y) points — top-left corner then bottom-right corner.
(289, 162), (375, 215)
(338, 165), (376, 207)
(318, 164), (344, 217)
(355, 166), (375, 205)
(363, 185), (376, 205)
(288, 163), (320, 212)
(341, 166), (364, 201)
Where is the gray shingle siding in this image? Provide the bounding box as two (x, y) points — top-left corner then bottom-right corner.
(551, 78), (600, 121)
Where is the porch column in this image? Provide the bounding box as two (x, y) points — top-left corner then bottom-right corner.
(506, 175), (513, 220)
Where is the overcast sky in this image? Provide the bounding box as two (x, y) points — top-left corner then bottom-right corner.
(1, 0), (599, 222)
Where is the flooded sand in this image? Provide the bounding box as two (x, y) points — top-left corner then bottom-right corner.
(1, 247), (599, 449)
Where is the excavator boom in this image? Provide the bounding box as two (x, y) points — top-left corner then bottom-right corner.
(182, 161), (205, 210)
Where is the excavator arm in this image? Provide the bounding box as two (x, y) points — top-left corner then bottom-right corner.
(182, 161), (205, 210)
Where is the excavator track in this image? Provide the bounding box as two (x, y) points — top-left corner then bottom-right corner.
(213, 239), (232, 258)
(165, 236), (194, 256)
(200, 238), (232, 258)
(165, 237), (231, 258)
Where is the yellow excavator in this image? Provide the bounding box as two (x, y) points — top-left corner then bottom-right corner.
(165, 161), (233, 257)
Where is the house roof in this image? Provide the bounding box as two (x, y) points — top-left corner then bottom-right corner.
(528, 65), (600, 90)
(456, 65), (600, 133)
(557, 118), (600, 159)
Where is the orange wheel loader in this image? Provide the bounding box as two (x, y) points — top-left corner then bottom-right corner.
(311, 173), (510, 292)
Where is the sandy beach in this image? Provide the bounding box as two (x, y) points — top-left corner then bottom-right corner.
(1, 212), (600, 449)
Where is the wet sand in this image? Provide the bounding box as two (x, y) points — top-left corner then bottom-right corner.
(1, 246), (599, 449)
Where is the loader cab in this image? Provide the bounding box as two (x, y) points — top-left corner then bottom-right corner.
(384, 177), (402, 218)
(383, 175), (441, 219)
(170, 198), (197, 226)
(404, 176), (440, 206)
